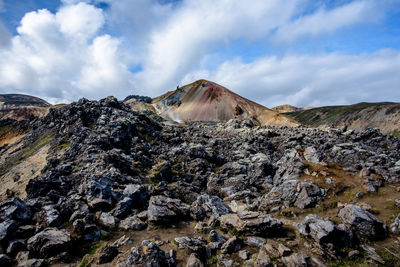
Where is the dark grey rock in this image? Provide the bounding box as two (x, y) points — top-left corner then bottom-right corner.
(0, 254), (14, 266)
(338, 204), (387, 241)
(221, 236), (241, 254)
(281, 252), (310, 267)
(209, 230), (226, 249)
(174, 236), (206, 255)
(148, 195), (190, 224)
(0, 198), (31, 223)
(0, 219), (17, 243)
(244, 236), (266, 247)
(219, 211), (282, 236)
(391, 214), (400, 234)
(17, 258), (45, 267)
(99, 212), (118, 228)
(98, 245), (119, 264)
(6, 239), (25, 256)
(304, 146), (322, 163)
(186, 253), (203, 267)
(27, 228), (72, 257)
(297, 214), (354, 255)
(255, 247), (272, 267)
(190, 194), (231, 220)
(119, 215), (146, 231)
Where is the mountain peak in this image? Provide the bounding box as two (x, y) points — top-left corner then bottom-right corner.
(153, 80), (297, 126)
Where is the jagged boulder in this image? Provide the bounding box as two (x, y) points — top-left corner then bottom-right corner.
(304, 146), (322, 163)
(123, 184), (148, 207)
(174, 236), (206, 255)
(116, 243), (175, 266)
(0, 219), (18, 243)
(260, 181), (323, 209)
(190, 194), (231, 220)
(27, 228), (72, 257)
(119, 215), (146, 231)
(281, 252), (310, 267)
(219, 211), (282, 236)
(297, 214), (354, 256)
(391, 214), (400, 234)
(338, 204), (387, 241)
(186, 253), (203, 267)
(0, 198), (31, 223)
(148, 196), (190, 224)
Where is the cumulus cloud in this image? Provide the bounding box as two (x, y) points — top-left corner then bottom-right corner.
(136, 0), (301, 94)
(0, 2), (134, 103)
(272, 0), (385, 43)
(182, 50), (400, 107)
(0, 0), (398, 106)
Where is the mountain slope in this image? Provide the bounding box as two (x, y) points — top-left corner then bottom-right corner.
(153, 79), (297, 126)
(285, 102), (400, 134)
(272, 104), (314, 113)
(0, 94), (51, 120)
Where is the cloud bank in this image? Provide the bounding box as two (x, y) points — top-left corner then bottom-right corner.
(0, 0), (399, 107)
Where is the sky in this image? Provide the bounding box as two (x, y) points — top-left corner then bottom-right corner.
(0, 0), (399, 107)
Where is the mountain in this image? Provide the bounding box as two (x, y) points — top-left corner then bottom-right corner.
(285, 102), (400, 135)
(0, 94), (51, 120)
(1, 96), (400, 266)
(152, 79), (297, 126)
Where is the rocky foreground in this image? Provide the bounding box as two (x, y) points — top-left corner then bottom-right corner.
(1, 97), (400, 266)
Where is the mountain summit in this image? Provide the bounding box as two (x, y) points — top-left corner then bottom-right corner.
(152, 79), (297, 126)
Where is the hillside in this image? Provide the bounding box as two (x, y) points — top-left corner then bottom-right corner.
(285, 102), (400, 135)
(152, 80), (297, 126)
(272, 104), (314, 113)
(0, 94), (51, 120)
(0, 97), (400, 266)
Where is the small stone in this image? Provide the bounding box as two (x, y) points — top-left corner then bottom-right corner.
(355, 192), (364, 199)
(220, 259), (232, 266)
(98, 245), (119, 264)
(263, 244), (280, 258)
(99, 212), (117, 228)
(281, 252), (310, 267)
(119, 215), (146, 231)
(244, 236), (266, 247)
(277, 243), (292, 257)
(17, 259), (45, 267)
(348, 250), (360, 259)
(325, 178), (333, 184)
(186, 253), (203, 267)
(239, 250), (249, 260)
(221, 236), (241, 254)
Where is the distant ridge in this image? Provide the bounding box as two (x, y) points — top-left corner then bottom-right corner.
(285, 102), (400, 134)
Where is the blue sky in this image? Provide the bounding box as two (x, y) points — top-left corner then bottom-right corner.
(0, 0), (399, 107)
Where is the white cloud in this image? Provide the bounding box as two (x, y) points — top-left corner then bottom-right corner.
(272, 0), (384, 43)
(56, 2), (104, 38)
(182, 50), (400, 107)
(0, 0), (399, 106)
(136, 0), (301, 94)
(0, 3), (134, 103)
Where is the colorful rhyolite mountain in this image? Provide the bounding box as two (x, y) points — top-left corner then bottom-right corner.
(152, 79), (297, 126)
(0, 94), (50, 120)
